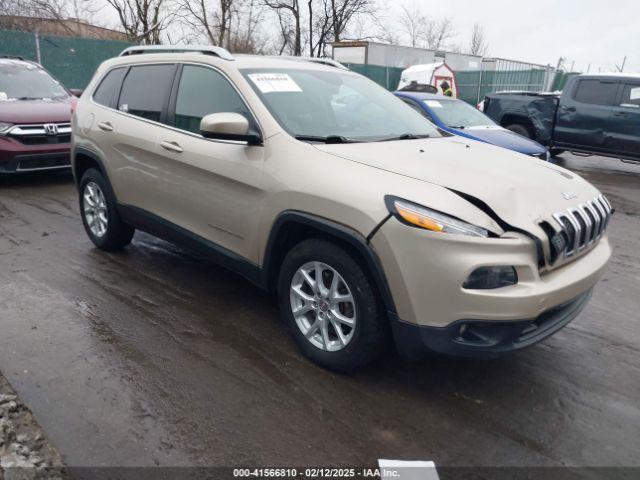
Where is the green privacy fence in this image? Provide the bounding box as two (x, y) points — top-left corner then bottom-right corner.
(444, 69), (550, 105)
(551, 71), (579, 92)
(344, 63), (403, 91)
(344, 62), (553, 105)
(0, 29), (131, 89)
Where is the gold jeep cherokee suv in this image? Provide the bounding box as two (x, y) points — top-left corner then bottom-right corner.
(72, 46), (612, 372)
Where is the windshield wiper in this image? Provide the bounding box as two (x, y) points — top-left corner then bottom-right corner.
(295, 135), (356, 144)
(448, 125), (466, 129)
(17, 96), (43, 100)
(377, 133), (431, 142)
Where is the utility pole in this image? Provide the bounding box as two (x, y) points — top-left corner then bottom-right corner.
(615, 56), (627, 72)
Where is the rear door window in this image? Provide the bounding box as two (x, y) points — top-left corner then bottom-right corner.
(573, 79), (618, 106)
(92, 67), (126, 108)
(172, 65), (253, 134)
(620, 83), (640, 109)
(118, 64), (176, 122)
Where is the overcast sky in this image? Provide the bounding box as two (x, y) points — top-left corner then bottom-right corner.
(403, 0), (640, 73)
(97, 0), (639, 73)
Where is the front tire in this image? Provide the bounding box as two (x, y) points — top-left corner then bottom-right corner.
(278, 239), (386, 373)
(79, 168), (134, 251)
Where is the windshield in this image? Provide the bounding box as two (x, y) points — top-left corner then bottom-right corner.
(425, 98), (495, 128)
(242, 68), (440, 142)
(0, 61), (68, 101)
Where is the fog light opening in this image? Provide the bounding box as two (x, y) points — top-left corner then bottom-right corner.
(463, 266), (518, 290)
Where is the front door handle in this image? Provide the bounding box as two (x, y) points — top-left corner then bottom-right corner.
(613, 111), (629, 117)
(561, 106), (576, 113)
(160, 141), (183, 153)
(97, 122), (113, 132)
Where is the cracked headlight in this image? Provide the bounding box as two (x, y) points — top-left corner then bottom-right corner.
(386, 196), (489, 237)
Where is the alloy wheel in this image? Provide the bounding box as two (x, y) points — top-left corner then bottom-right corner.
(83, 182), (108, 238)
(289, 261), (357, 352)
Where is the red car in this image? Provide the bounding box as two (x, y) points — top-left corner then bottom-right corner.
(0, 56), (79, 174)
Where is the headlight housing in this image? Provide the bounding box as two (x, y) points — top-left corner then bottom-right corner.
(0, 122), (14, 134)
(385, 196), (490, 237)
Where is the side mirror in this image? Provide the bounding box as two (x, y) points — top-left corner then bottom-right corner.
(200, 112), (262, 145)
(69, 88), (83, 97)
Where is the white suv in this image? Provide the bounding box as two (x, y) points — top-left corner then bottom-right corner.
(71, 46), (612, 371)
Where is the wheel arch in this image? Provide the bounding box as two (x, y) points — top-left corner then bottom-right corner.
(261, 211), (397, 318)
(72, 147), (109, 190)
(500, 114), (536, 136)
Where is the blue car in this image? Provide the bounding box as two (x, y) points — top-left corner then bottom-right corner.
(395, 91), (550, 160)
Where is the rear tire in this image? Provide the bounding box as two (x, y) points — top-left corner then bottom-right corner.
(277, 238), (387, 373)
(506, 123), (534, 139)
(79, 168), (134, 251)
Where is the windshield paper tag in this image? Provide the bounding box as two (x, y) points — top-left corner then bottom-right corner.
(424, 100), (443, 108)
(249, 73), (302, 93)
(0, 92), (7, 101)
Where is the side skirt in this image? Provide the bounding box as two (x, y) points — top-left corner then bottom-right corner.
(117, 204), (263, 288)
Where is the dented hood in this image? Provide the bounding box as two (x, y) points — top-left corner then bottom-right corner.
(314, 136), (600, 231)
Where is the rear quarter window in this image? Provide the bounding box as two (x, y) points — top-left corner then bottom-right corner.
(620, 84), (640, 108)
(92, 68), (127, 108)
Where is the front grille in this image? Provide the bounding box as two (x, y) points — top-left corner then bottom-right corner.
(13, 134), (71, 145)
(8, 123), (71, 145)
(550, 195), (612, 260)
(16, 154), (70, 171)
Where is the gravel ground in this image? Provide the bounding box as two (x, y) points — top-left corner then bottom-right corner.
(0, 374), (68, 479)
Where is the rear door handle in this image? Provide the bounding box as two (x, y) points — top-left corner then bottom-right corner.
(160, 141), (183, 153)
(561, 106), (576, 113)
(614, 111), (629, 117)
(97, 122), (113, 132)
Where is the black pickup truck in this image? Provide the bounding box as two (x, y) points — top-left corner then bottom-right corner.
(483, 74), (640, 162)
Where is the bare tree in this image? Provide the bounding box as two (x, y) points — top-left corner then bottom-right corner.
(1, 0), (67, 19)
(468, 23), (488, 56)
(397, 4), (455, 50)
(228, 0), (270, 53)
(104, 0), (174, 44)
(264, 0), (302, 55)
(0, 0), (105, 36)
(328, 0), (372, 43)
(423, 17), (455, 50)
(397, 3), (426, 47)
(178, 0), (236, 47)
(306, 0), (374, 57)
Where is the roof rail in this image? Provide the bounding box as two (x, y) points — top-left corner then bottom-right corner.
(0, 55), (25, 60)
(280, 56), (348, 70)
(119, 45), (235, 61)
